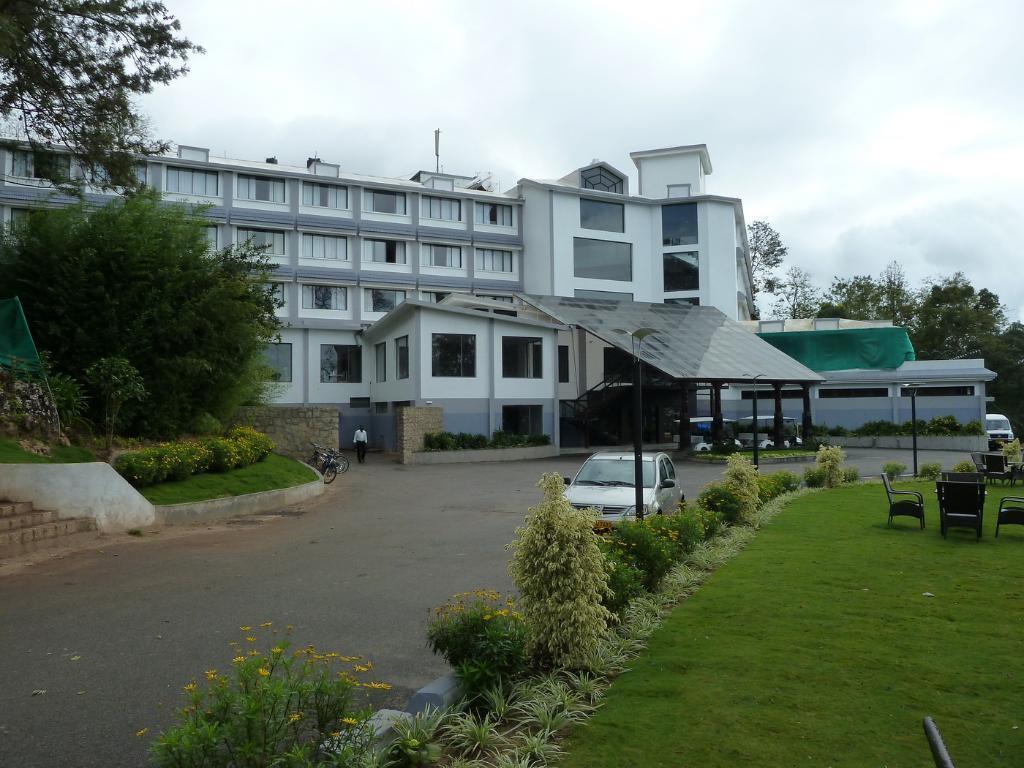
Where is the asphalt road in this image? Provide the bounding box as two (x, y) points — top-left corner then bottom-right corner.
(0, 447), (961, 766)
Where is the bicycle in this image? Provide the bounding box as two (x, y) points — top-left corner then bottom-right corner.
(309, 443), (350, 484)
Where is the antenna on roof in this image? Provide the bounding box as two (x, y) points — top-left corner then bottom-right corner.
(434, 128), (441, 173)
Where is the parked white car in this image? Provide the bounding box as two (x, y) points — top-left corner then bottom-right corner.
(564, 451), (684, 523)
(694, 439), (742, 453)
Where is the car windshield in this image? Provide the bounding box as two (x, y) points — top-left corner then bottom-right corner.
(987, 418), (1011, 430)
(575, 457), (655, 488)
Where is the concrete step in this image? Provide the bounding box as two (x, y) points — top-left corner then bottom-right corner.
(0, 508), (58, 532)
(0, 517), (98, 559)
(0, 501), (35, 518)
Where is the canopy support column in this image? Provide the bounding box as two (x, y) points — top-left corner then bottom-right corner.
(802, 384), (814, 444)
(712, 383), (724, 443)
(677, 382), (690, 452)
(773, 384), (785, 448)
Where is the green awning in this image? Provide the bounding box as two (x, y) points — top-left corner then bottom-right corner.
(0, 296), (44, 373)
(757, 327), (915, 372)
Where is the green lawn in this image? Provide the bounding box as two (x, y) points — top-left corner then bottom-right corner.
(0, 437), (95, 463)
(141, 453), (317, 505)
(562, 481), (1024, 768)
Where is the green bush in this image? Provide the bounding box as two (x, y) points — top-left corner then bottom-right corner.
(47, 372), (88, 427)
(723, 454), (760, 523)
(952, 458), (976, 473)
(919, 462), (943, 480)
(758, 471), (801, 499)
(114, 429), (274, 487)
(827, 425), (850, 437)
(599, 545), (647, 616)
(426, 590), (527, 699)
(710, 440), (739, 455)
(189, 412), (222, 436)
(1003, 439), (1022, 464)
(697, 482), (745, 526)
(852, 416), (986, 438)
(803, 467), (827, 488)
(883, 461), (907, 480)
(694, 506), (722, 540)
(962, 420), (986, 436)
(816, 444), (846, 488)
(148, 627), (377, 767)
(645, 512), (705, 560)
(423, 430), (551, 451)
(841, 466), (860, 483)
(508, 473), (612, 668)
(609, 520), (675, 591)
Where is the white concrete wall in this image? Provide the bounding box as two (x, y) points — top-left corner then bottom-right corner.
(368, 314), (417, 404)
(419, 311), (492, 400)
(492, 321), (557, 400)
(635, 152), (704, 197)
(0, 462), (156, 532)
(701, 201), (741, 317)
(520, 185), (554, 295)
(306, 328), (367, 404)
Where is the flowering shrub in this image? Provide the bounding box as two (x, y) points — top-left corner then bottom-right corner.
(426, 590), (527, 698)
(508, 473), (612, 668)
(645, 513), (704, 560)
(424, 431), (551, 451)
(697, 482), (745, 525)
(608, 520), (675, 591)
(115, 428), (275, 487)
(842, 466), (860, 483)
(722, 454), (760, 522)
(757, 471), (802, 500)
(1003, 439), (1022, 464)
(147, 624), (381, 767)
(816, 444), (846, 488)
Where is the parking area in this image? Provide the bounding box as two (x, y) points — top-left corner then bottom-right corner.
(0, 447), (965, 767)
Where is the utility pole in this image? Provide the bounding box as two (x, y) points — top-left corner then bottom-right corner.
(434, 128), (441, 173)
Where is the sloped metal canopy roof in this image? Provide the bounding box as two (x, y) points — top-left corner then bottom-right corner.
(519, 295), (823, 384)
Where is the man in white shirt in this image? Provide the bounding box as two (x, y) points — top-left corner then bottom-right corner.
(353, 425), (368, 463)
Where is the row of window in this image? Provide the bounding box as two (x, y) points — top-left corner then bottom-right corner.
(267, 335), (546, 383)
(8, 149), (148, 185)
(576, 198), (697, 250)
(273, 286), (515, 314)
(570, 236), (700, 292)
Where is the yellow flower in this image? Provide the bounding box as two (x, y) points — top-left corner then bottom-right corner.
(363, 681), (391, 690)
(260, 621), (273, 628)
(248, 649), (259, 657)
(136, 728), (149, 738)
(257, 667), (271, 677)
(240, 626), (251, 631)
(271, 646), (284, 656)
(341, 717), (359, 726)
(246, 636), (256, 643)
(204, 669), (218, 680)
(288, 711), (303, 723)
(286, 624), (294, 632)
(233, 656), (245, 664)
(183, 682), (197, 693)
(330, 731), (342, 738)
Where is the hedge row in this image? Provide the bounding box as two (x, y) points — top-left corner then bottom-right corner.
(423, 430), (551, 451)
(817, 416), (986, 438)
(115, 427), (275, 487)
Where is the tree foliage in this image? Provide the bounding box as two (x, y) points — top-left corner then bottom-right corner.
(910, 272), (1005, 360)
(0, 191), (280, 436)
(818, 261), (918, 326)
(771, 266), (821, 319)
(85, 356), (145, 449)
(0, 0), (201, 188)
(746, 220), (787, 299)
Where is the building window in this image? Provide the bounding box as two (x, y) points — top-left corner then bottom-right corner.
(422, 291), (450, 304)
(475, 202), (512, 226)
(424, 244), (462, 268)
(375, 342), (386, 383)
(302, 182), (347, 209)
(432, 333), (476, 377)
(302, 285), (346, 310)
(475, 249), (513, 273)
(558, 345), (570, 383)
(350, 396), (371, 408)
(365, 190), (406, 215)
(270, 282), (285, 307)
(264, 343), (292, 382)
(502, 337), (543, 379)
(374, 401), (388, 414)
(135, 164), (148, 186)
(238, 228), (286, 255)
(395, 335), (409, 380)
(574, 289), (633, 301)
(302, 233), (347, 261)
(818, 387), (889, 399)
(428, 177), (455, 191)
(10, 150), (31, 177)
(166, 166), (219, 196)
(237, 174), (286, 203)
(580, 199), (624, 233)
(477, 294), (514, 304)
(664, 252), (699, 292)
(7, 208), (30, 228)
(573, 238), (632, 281)
(203, 226), (218, 249)
(422, 196), (460, 221)
(320, 344), (361, 383)
(666, 296), (699, 306)
(580, 166), (623, 194)
(741, 389), (802, 400)
(365, 288), (405, 313)
(662, 203), (698, 246)
(899, 385), (976, 397)
(667, 184), (691, 198)
(367, 239), (406, 264)
(502, 405), (543, 435)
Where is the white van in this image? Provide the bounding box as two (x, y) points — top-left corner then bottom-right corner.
(986, 413), (1015, 447)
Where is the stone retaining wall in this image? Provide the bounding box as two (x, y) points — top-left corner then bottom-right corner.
(234, 405), (338, 460)
(396, 406), (443, 464)
(0, 373), (59, 439)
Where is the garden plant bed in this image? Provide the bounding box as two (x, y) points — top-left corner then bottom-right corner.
(140, 453), (317, 505)
(684, 449), (815, 463)
(559, 480), (1024, 768)
(0, 438), (95, 464)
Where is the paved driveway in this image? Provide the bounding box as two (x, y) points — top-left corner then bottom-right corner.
(0, 447), (962, 766)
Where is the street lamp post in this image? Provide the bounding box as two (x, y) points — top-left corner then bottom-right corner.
(750, 374), (766, 469)
(905, 382), (922, 477)
(615, 327), (657, 521)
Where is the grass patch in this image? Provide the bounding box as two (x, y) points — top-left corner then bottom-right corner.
(141, 453), (317, 505)
(561, 480), (1024, 768)
(0, 438), (95, 463)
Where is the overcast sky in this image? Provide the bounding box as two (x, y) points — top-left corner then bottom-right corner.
(143, 0), (1024, 321)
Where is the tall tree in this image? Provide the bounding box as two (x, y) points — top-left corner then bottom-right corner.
(746, 220), (787, 301)
(0, 1), (201, 188)
(818, 274), (884, 320)
(983, 322), (1024, 436)
(0, 192), (280, 436)
(910, 272), (1006, 360)
(878, 260), (918, 327)
(771, 266), (822, 320)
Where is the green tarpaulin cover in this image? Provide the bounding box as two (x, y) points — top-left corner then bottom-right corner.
(0, 297), (43, 373)
(757, 327), (916, 372)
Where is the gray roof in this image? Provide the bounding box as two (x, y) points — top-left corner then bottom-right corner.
(519, 295), (823, 384)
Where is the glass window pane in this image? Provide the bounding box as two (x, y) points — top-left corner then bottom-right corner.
(502, 337), (543, 378)
(432, 333), (476, 377)
(662, 203), (698, 246)
(264, 343), (292, 382)
(580, 199), (624, 233)
(663, 252), (699, 292)
(573, 238), (632, 281)
(396, 335), (409, 379)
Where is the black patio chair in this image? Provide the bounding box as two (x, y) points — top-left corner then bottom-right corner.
(882, 473), (925, 529)
(982, 452), (1015, 485)
(940, 472), (983, 483)
(936, 480), (986, 539)
(996, 496), (1024, 538)
(970, 452), (986, 473)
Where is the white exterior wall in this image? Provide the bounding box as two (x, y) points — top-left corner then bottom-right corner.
(272, 327), (305, 403)
(419, 312), (492, 400)
(492, 322), (557, 401)
(521, 185), (554, 295)
(701, 201), (743, 318)
(635, 152), (705, 197)
(306, 328), (366, 404)
(367, 315), (416, 404)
